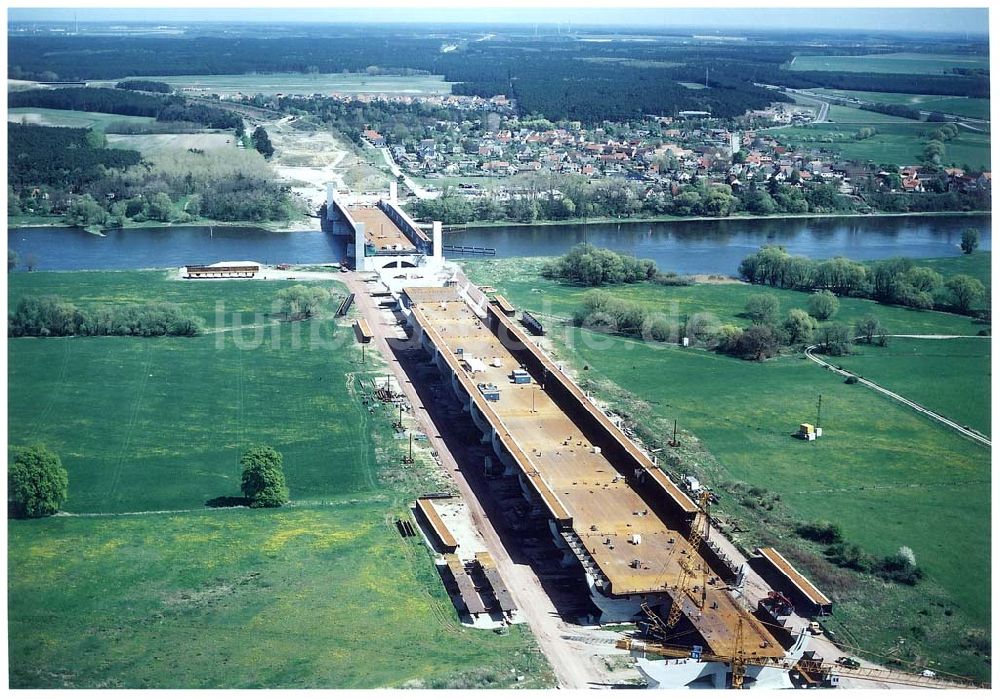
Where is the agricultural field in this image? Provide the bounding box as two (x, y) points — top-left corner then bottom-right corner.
(766, 118), (991, 171)
(89, 73), (455, 96)
(788, 52), (989, 75)
(105, 132), (235, 157)
(813, 89), (991, 122)
(8, 270), (554, 689)
(7, 107), (156, 131)
(835, 337), (990, 436)
(823, 103), (920, 124)
(463, 257), (991, 681)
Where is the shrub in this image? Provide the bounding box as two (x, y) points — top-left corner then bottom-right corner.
(874, 551), (924, 586)
(796, 521), (843, 545)
(824, 541), (873, 572)
(731, 323), (780, 361)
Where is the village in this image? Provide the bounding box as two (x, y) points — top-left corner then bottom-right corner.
(340, 93), (990, 206)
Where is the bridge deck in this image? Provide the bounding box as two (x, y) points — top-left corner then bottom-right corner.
(348, 206), (417, 252)
(406, 286), (782, 658)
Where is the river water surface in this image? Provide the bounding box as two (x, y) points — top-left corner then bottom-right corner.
(9, 214), (990, 275)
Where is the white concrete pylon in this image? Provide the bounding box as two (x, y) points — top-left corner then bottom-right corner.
(433, 221), (443, 259)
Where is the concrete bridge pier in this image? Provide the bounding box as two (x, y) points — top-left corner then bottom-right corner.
(489, 428), (518, 475)
(468, 400), (494, 444)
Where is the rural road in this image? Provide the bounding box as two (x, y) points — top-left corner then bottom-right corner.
(804, 335), (990, 447)
(342, 271), (611, 689)
(370, 145), (440, 200)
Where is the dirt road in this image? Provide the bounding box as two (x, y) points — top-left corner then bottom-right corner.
(342, 271), (616, 689)
(804, 337), (991, 447)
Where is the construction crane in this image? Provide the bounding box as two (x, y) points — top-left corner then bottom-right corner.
(616, 635), (989, 690)
(665, 490), (712, 627)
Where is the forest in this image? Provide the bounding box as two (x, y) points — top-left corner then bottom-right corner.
(9, 33), (988, 123)
(8, 123), (141, 191)
(9, 88), (241, 129)
(8, 124), (299, 227)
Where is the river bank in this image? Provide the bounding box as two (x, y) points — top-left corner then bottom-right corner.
(442, 209), (992, 232)
(7, 214), (318, 234)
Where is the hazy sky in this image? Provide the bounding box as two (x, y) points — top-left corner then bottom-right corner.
(6, 6), (991, 35)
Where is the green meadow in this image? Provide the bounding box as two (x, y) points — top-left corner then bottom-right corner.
(788, 52), (989, 75)
(8, 270), (554, 688)
(766, 118), (991, 171)
(813, 89), (991, 122)
(464, 256), (991, 681)
(88, 73), (455, 95)
(836, 337), (990, 436)
(7, 107), (157, 131)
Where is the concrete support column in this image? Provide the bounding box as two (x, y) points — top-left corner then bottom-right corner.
(326, 182), (335, 219)
(354, 222), (366, 271)
(433, 221), (443, 260)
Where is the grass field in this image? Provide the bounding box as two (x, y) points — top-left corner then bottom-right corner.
(8, 107), (156, 131)
(788, 52), (989, 75)
(465, 258), (987, 335)
(105, 133), (234, 156)
(824, 103), (920, 123)
(89, 73), (455, 95)
(767, 118), (991, 170)
(813, 89), (991, 121)
(463, 257), (991, 681)
(835, 337), (990, 435)
(8, 270), (554, 688)
(916, 250), (991, 286)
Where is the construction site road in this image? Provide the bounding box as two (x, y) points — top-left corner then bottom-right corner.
(341, 272), (614, 689)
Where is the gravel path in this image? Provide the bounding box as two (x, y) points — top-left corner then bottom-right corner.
(804, 335), (990, 447)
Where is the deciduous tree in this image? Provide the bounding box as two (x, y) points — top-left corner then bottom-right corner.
(240, 445), (289, 508)
(8, 445), (68, 518)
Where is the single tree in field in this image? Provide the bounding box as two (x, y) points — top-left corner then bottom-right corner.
(240, 445), (289, 508)
(961, 228), (980, 255)
(817, 323), (853, 356)
(9, 445), (68, 518)
(855, 314), (886, 345)
(783, 308), (817, 345)
(744, 293), (779, 325)
(808, 290), (839, 320)
(946, 274), (985, 313)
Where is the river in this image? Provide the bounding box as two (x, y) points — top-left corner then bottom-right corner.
(8, 214), (990, 275)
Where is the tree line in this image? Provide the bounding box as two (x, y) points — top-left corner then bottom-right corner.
(738, 245), (987, 315)
(410, 175), (860, 226)
(9, 295), (201, 337)
(115, 79), (173, 93)
(573, 282), (892, 363)
(540, 243), (658, 286)
(9, 88), (241, 129)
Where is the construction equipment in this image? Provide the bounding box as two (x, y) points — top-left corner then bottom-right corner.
(665, 490), (712, 627)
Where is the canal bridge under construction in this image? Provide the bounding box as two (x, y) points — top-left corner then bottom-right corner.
(401, 284), (783, 661)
